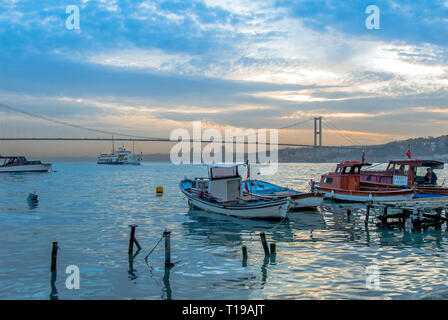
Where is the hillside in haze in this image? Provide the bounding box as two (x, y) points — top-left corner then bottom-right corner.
(280, 135), (448, 163)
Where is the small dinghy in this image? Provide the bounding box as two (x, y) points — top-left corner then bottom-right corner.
(243, 179), (324, 210)
(179, 164), (292, 219)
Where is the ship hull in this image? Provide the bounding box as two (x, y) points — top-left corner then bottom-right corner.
(0, 163), (51, 173)
(318, 186), (415, 202)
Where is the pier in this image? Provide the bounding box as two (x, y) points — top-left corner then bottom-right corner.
(366, 197), (448, 229)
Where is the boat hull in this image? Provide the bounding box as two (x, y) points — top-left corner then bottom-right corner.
(180, 181), (290, 219)
(318, 186), (414, 202)
(289, 192), (324, 209)
(0, 163), (51, 173)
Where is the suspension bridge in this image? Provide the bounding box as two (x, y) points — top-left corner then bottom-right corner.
(0, 103), (365, 150)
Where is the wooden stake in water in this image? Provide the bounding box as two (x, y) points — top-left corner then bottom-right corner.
(242, 245), (248, 267)
(270, 243), (276, 255)
(128, 225), (141, 254)
(269, 243), (276, 264)
(51, 242), (58, 271)
(164, 230), (173, 267)
(260, 232), (270, 256)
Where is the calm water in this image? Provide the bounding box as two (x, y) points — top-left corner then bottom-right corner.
(1, 162), (448, 300)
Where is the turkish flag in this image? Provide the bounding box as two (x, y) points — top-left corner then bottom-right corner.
(406, 145), (411, 159)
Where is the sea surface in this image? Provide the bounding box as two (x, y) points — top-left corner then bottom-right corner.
(1, 162), (448, 300)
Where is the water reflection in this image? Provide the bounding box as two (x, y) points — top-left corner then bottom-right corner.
(321, 201), (448, 250)
(49, 270), (58, 300)
(183, 208), (328, 247)
(162, 265), (173, 300)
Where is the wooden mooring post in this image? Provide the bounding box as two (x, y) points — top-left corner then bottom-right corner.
(269, 243), (277, 264)
(164, 230), (174, 267)
(51, 242), (58, 271)
(242, 245), (248, 267)
(259, 232), (270, 256)
(128, 225), (142, 254)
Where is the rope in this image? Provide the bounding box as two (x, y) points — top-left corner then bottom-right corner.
(144, 233), (165, 265)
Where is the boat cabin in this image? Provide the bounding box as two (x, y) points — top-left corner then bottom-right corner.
(206, 165), (242, 202)
(319, 160), (372, 191)
(0, 156), (37, 167)
(361, 159), (444, 187)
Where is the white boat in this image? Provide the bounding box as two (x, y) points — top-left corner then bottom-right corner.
(0, 156), (51, 173)
(180, 164), (292, 219)
(97, 146), (143, 165)
(243, 179), (324, 210)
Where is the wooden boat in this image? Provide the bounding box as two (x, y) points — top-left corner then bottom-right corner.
(179, 164), (292, 219)
(314, 160), (415, 202)
(360, 159), (448, 198)
(243, 179), (324, 210)
(0, 156), (51, 173)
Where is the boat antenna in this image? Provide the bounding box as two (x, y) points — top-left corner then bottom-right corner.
(112, 135), (115, 153)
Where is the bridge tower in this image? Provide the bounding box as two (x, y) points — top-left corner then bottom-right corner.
(314, 117), (322, 148)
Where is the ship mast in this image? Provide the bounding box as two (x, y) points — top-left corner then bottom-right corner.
(112, 135), (115, 153)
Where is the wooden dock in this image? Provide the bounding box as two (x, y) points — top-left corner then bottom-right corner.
(365, 197), (448, 229)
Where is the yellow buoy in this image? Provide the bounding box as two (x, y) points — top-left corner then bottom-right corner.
(156, 186), (163, 194)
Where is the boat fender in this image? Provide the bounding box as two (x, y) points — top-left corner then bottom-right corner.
(330, 190), (335, 198)
(368, 193), (373, 201)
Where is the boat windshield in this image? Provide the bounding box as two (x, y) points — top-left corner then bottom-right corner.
(209, 166), (239, 179)
(415, 166), (441, 186)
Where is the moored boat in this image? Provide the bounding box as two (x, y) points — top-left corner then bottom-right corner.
(0, 156), (51, 173)
(179, 164), (292, 219)
(314, 160), (415, 202)
(243, 179), (324, 210)
(360, 159), (448, 198)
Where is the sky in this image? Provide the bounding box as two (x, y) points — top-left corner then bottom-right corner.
(0, 0), (447, 156)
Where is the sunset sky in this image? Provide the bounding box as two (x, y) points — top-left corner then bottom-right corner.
(0, 0), (447, 156)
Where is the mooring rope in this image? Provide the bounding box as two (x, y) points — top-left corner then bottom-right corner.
(144, 233), (165, 265)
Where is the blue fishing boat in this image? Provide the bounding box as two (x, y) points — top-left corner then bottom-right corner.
(243, 179), (324, 210)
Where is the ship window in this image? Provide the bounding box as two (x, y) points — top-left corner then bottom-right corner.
(324, 177), (333, 184)
(394, 164), (409, 175)
(336, 167), (342, 173)
(352, 166), (360, 174)
(342, 167), (349, 174)
(191, 182), (197, 188)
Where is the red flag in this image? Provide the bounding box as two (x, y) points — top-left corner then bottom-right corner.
(361, 150), (365, 163)
(406, 145), (411, 159)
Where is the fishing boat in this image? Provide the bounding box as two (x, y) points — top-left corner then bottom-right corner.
(360, 159), (448, 198)
(313, 160), (415, 202)
(243, 179), (324, 210)
(0, 156), (51, 173)
(179, 164), (292, 219)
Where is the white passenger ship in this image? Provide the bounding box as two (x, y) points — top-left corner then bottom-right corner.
(97, 144), (143, 165)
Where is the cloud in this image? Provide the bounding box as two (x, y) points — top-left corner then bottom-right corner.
(0, 0), (447, 153)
